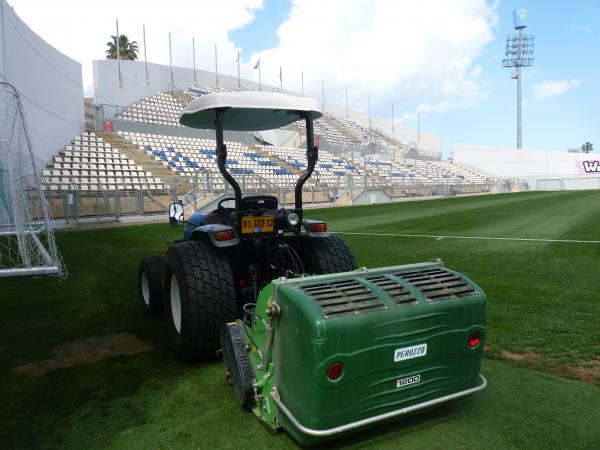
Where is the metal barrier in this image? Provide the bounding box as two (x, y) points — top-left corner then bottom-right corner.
(34, 188), (172, 223)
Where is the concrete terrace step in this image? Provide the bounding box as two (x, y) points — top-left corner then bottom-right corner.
(170, 90), (195, 107)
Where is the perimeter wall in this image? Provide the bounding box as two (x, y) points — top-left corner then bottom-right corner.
(453, 143), (600, 190)
(0, 0), (84, 166)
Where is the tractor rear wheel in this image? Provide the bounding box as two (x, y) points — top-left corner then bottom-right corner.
(164, 240), (238, 362)
(300, 234), (357, 274)
(138, 255), (165, 316)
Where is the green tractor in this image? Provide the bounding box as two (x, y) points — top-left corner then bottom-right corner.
(137, 92), (486, 445)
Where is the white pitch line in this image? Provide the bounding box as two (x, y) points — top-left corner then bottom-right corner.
(332, 231), (600, 244)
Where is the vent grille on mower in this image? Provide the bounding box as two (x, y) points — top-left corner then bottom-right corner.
(364, 275), (419, 307)
(301, 280), (386, 319)
(394, 267), (478, 302)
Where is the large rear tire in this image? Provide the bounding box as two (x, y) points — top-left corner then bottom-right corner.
(300, 234), (357, 274)
(138, 255), (165, 316)
(164, 240), (238, 362)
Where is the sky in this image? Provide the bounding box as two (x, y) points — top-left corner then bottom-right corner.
(5, 0), (599, 154)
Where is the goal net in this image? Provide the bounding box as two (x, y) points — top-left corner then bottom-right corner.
(0, 82), (63, 277)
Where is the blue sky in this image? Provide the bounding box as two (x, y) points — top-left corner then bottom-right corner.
(423, 0), (600, 153)
(230, 1), (292, 61)
(228, 0), (599, 153)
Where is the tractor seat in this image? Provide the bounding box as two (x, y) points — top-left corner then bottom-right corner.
(241, 195), (278, 211)
(205, 209), (232, 226)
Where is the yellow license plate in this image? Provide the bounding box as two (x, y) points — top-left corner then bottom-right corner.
(241, 216), (275, 234)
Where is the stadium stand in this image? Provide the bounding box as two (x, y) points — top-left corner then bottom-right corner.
(118, 92), (183, 127)
(114, 130), (365, 190)
(41, 131), (168, 192)
(364, 158), (489, 185)
(103, 129), (491, 192)
(115, 88), (391, 149)
(37, 88), (499, 220)
(46, 89), (494, 195)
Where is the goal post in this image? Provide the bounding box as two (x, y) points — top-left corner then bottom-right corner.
(0, 81), (64, 277)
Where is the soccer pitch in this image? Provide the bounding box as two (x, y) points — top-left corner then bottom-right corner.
(1, 190), (599, 448)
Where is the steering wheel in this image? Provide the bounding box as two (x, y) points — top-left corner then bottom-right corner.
(218, 197), (235, 218)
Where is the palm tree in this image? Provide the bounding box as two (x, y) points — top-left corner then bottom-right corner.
(581, 142), (594, 154)
(106, 34), (139, 60)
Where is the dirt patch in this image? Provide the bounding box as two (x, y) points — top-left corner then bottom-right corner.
(15, 332), (152, 376)
(498, 348), (600, 384)
(566, 361), (600, 384)
(500, 349), (542, 363)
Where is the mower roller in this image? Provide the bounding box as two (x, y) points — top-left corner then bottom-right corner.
(136, 91), (486, 445)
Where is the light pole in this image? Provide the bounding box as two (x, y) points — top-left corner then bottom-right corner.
(143, 24), (149, 85)
(503, 9), (535, 149)
(192, 37), (197, 87)
(168, 32), (174, 90)
(116, 19), (122, 87)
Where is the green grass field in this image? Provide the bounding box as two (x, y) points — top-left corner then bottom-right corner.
(1, 190), (600, 449)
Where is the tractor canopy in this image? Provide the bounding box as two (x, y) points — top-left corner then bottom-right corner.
(179, 91), (323, 130)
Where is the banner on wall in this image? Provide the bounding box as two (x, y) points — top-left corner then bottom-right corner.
(575, 159), (600, 175)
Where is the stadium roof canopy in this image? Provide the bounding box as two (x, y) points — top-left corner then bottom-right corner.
(179, 91), (323, 131)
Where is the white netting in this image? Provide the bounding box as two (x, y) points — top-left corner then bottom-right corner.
(0, 82), (64, 277)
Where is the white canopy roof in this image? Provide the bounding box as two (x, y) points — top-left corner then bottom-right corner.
(179, 91), (323, 131)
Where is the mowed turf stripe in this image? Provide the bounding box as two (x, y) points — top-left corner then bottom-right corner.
(28, 359), (600, 449)
(312, 191), (600, 241)
(309, 191), (570, 233)
(333, 231), (600, 244)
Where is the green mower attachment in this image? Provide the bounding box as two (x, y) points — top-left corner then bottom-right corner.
(222, 261), (487, 446)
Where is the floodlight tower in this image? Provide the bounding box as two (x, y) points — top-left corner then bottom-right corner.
(503, 9), (535, 149)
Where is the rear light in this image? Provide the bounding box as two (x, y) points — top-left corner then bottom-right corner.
(327, 362), (344, 381)
(216, 230), (236, 241)
(309, 223), (327, 233)
(468, 332), (481, 348)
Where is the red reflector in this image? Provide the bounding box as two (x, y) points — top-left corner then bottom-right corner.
(327, 362), (344, 381)
(216, 230), (235, 241)
(309, 223), (327, 233)
(469, 332), (481, 348)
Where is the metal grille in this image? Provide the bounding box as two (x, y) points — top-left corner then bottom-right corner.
(394, 267), (478, 302)
(365, 275), (418, 307)
(301, 279), (386, 319)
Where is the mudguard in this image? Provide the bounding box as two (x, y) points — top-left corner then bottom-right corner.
(188, 223), (240, 248)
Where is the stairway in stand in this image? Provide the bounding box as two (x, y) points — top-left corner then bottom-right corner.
(170, 90), (196, 107)
(96, 131), (194, 195)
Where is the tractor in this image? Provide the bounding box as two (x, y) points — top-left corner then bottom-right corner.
(137, 91), (486, 445)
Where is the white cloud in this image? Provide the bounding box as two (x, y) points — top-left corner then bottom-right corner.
(532, 79), (581, 100)
(7, 0), (264, 95)
(568, 24), (591, 33)
(248, 0), (498, 118)
(7, 0), (497, 119)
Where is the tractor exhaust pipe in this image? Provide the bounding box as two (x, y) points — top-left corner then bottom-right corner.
(214, 108), (242, 213)
(295, 112), (318, 212)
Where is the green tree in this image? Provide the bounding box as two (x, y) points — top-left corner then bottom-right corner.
(105, 34), (139, 60)
(581, 142), (594, 154)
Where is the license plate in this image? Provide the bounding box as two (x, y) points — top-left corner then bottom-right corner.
(241, 216), (275, 234)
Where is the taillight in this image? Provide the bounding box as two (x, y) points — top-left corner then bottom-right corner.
(327, 362), (344, 381)
(309, 223), (327, 233)
(216, 230), (236, 241)
(468, 332), (481, 348)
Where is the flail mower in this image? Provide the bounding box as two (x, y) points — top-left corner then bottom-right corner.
(137, 91), (486, 445)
